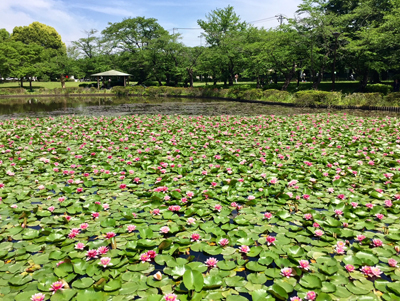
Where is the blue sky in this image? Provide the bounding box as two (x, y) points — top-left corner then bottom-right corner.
(0, 0), (302, 46)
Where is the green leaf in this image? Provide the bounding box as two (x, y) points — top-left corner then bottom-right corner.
(183, 269), (204, 292)
(72, 278), (94, 289)
(299, 274), (322, 289)
(268, 284), (288, 300)
(104, 278), (122, 292)
(51, 289), (77, 301)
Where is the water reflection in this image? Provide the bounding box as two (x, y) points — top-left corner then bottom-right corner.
(0, 96), (399, 118)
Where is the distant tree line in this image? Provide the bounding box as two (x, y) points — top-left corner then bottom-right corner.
(1, 0), (400, 91)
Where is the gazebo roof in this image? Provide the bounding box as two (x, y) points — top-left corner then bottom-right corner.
(91, 70), (131, 76)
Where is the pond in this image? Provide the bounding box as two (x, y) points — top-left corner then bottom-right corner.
(0, 96), (400, 118)
(1, 97), (400, 301)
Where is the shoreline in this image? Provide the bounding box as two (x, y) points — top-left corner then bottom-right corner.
(0, 93), (400, 112)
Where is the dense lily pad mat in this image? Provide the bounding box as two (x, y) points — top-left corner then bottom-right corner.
(0, 113), (400, 301)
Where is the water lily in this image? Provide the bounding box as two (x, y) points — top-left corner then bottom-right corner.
(31, 293), (46, 301)
(266, 236), (276, 246)
(75, 242), (85, 250)
(214, 204), (222, 212)
(388, 258), (398, 267)
(97, 246), (109, 255)
(264, 212), (273, 219)
(281, 267), (294, 278)
(140, 253), (151, 263)
(298, 260), (310, 270)
(345, 264), (355, 272)
(86, 249), (98, 260)
(218, 238), (229, 247)
(205, 257), (218, 268)
(305, 291), (317, 301)
(50, 281), (64, 294)
(127, 225), (136, 232)
(164, 294), (179, 301)
(98, 257), (113, 268)
(314, 230), (324, 237)
(191, 233), (201, 242)
(239, 245), (250, 254)
(154, 271), (162, 280)
(187, 217), (196, 225)
(160, 226), (170, 234)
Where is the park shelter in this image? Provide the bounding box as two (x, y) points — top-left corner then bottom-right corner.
(91, 70), (131, 89)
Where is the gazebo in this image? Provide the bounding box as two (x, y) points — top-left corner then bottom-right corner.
(91, 70), (131, 89)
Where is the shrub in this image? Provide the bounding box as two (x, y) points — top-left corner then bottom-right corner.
(242, 89), (264, 100)
(0, 88), (27, 95)
(130, 86), (145, 95)
(385, 92), (400, 105)
(365, 84), (393, 95)
(185, 88), (202, 97)
(263, 90), (292, 102)
(112, 86), (130, 96)
(294, 90), (341, 107)
(341, 93), (384, 106)
(166, 87), (184, 96)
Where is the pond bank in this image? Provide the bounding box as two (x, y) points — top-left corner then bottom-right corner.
(1, 93), (400, 112)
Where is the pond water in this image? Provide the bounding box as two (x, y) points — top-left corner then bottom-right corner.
(0, 96), (399, 118)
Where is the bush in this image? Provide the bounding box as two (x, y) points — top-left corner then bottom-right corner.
(112, 86), (130, 96)
(365, 84), (393, 95)
(130, 86), (145, 95)
(0, 88), (27, 95)
(341, 93), (383, 106)
(242, 89), (264, 100)
(263, 90), (292, 102)
(385, 92), (400, 105)
(294, 90), (341, 107)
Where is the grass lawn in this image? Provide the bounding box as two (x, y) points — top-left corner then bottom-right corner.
(0, 81), (98, 90)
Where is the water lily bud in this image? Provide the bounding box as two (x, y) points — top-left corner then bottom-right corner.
(395, 246), (400, 253)
(154, 271), (162, 281)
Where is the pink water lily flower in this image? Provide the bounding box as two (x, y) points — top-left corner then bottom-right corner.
(314, 230), (324, 237)
(290, 297), (302, 301)
(31, 293), (46, 301)
(86, 249), (98, 260)
(105, 232), (116, 239)
(147, 250), (157, 259)
(266, 236), (276, 246)
(239, 245), (250, 254)
(187, 217), (196, 225)
(372, 239), (383, 247)
(214, 204), (222, 212)
(48, 206), (55, 212)
(264, 212), (273, 219)
(97, 246), (109, 255)
(205, 257), (218, 268)
(140, 253), (151, 263)
(164, 294), (179, 301)
(218, 238), (229, 246)
(127, 225), (136, 232)
(345, 264), (355, 272)
(80, 223), (89, 230)
(160, 226), (170, 234)
(304, 213), (313, 220)
(50, 281), (64, 294)
(388, 258), (398, 267)
(191, 233), (201, 242)
(305, 291), (317, 301)
(98, 257), (113, 268)
(298, 260), (310, 270)
(281, 267), (294, 278)
(75, 242), (85, 250)
(152, 208), (160, 215)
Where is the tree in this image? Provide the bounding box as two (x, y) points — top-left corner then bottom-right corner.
(198, 6), (249, 86)
(198, 5), (247, 47)
(0, 40), (43, 88)
(102, 17), (171, 84)
(0, 29), (10, 42)
(295, 0), (342, 89)
(11, 22), (67, 88)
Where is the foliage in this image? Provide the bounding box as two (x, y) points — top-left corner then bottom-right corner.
(0, 113), (400, 301)
(294, 90), (342, 106)
(365, 84), (393, 95)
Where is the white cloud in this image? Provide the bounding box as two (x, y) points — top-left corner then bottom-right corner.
(0, 0), (303, 47)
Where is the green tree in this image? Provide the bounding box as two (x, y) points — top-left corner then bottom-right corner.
(0, 40), (43, 88)
(198, 6), (249, 86)
(0, 29), (10, 42)
(102, 17), (170, 84)
(11, 22), (68, 88)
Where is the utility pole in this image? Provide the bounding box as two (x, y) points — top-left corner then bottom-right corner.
(275, 14), (284, 25)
